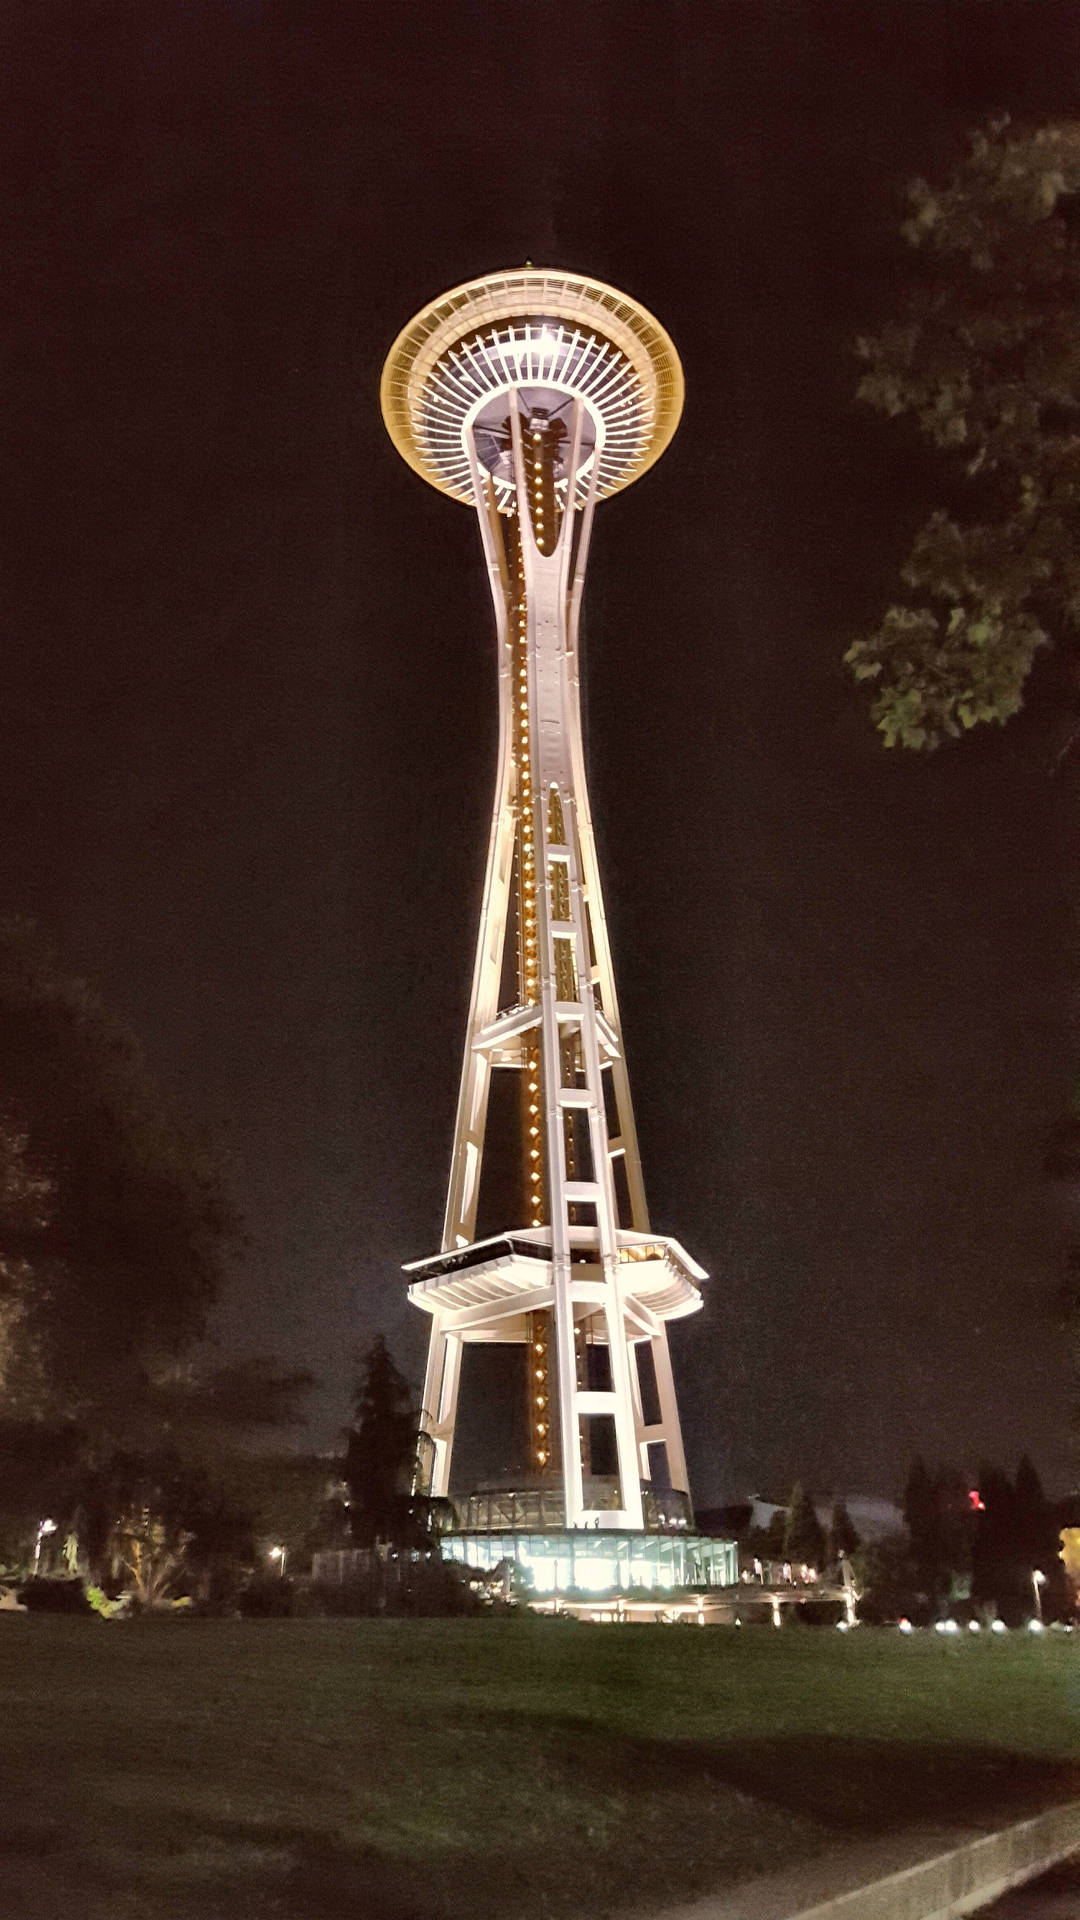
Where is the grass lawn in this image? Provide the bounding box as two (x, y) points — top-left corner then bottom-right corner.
(0, 1617), (1076, 1919)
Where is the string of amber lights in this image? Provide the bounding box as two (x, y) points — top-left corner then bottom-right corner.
(512, 539), (542, 1231)
(520, 414), (572, 1473)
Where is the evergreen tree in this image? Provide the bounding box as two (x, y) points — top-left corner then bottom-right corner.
(972, 1458), (1064, 1621)
(902, 1455), (937, 1595)
(971, 1461), (1026, 1621)
(902, 1456), (935, 1551)
(344, 1336), (420, 1549)
(783, 1483), (825, 1568)
(902, 1457), (973, 1616)
(828, 1498), (860, 1563)
(1013, 1454), (1054, 1568)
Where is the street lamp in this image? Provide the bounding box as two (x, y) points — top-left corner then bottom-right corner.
(268, 1544), (287, 1578)
(1031, 1568), (1047, 1623)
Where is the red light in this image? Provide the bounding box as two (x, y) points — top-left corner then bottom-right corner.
(969, 1490), (985, 1511)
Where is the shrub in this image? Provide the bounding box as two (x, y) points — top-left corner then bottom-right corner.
(309, 1556), (484, 1618)
(238, 1575), (296, 1618)
(18, 1577), (93, 1614)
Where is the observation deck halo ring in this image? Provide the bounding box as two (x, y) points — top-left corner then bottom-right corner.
(380, 267), (684, 508)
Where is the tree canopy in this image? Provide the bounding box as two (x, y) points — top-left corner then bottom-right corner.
(901, 1455), (974, 1614)
(783, 1482), (825, 1567)
(343, 1335), (420, 1549)
(847, 119), (1080, 750)
(0, 918), (242, 1429)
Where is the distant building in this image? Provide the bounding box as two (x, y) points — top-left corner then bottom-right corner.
(697, 1492), (903, 1550)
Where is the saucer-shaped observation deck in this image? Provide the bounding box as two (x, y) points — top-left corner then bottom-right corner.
(380, 267), (683, 512)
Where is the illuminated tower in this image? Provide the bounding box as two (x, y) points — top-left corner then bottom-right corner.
(381, 269), (709, 1555)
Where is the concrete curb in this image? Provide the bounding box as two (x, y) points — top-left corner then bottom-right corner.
(645, 1801), (1080, 1920)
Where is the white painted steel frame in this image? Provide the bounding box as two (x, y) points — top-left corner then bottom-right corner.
(419, 391), (697, 1527)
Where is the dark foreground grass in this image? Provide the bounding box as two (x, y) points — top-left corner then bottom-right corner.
(0, 1617), (1075, 1919)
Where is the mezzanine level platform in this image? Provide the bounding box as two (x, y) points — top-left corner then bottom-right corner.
(404, 1227), (705, 1345)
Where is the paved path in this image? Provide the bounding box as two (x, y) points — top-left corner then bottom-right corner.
(976, 1855), (1080, 1916)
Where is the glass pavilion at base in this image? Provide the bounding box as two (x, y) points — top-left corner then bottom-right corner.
(441, 1529), (737, 1598)
(381, 269), (713, 1543)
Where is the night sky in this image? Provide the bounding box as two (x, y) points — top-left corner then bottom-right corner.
(5, 0), (1079, 1503)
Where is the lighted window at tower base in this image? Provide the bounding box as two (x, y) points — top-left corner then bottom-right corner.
(441, 1530), (737, 1596)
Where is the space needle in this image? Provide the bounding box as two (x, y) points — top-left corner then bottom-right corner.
(381, 269), (728, 1595)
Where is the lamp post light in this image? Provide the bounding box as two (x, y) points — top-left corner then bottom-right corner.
(1032, 1568), (1047, 1623)
(839, 1553), (859, 1628)
(33, 1517), (57, 1576)
(268, 1544), (287, 1579)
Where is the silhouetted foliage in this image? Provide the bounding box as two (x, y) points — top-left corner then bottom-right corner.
(827, 1498), (860, 1562)
(853, 1531), (925, 1625)
(150, 1357), (314, 1443)
(1043, 1109), (1080, 1462)
(310, 1553), (482, 1617)
(343, 1336), (423, 1549)
(848, 119), (1080, 751)
(17, 1575), (91, 1614)
(0, 919), (242, 1428)
(71, 1446), (254, 1600)
(971, 1457), (1069, 1623)
(902, 1457), (974, 1615)
(783, 1484), (825, 1567)
(238, 1573), (297, 1617)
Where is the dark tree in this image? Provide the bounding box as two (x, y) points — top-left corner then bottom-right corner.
(827, 1498), (861, 1563)
(783, 1483), (825, 1568)
(971, 1461), (1027, 1621)
(1043, 1111), (1080, 1461)
(847, 120), (1080, 751)
(902, 1457), (974, 1615)
(744, 1509), (787, 1564)
(148, 1356), (314, 1455)
(0, 919), (241, 1428)
(972, 1457), (1066, 1622)
(343, 1336), (420, 1549)
(1013, 1454), (1051, 1564)
(903, 1455), (936, 1559)
(853, 1531), (924, 1625)
(77, 1446), (255, 1600)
